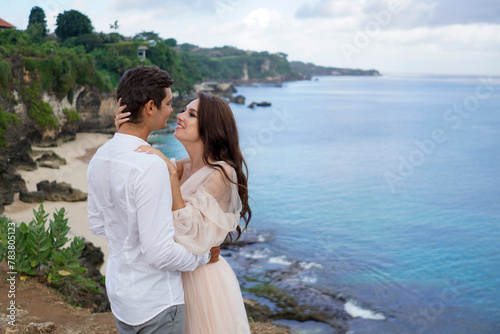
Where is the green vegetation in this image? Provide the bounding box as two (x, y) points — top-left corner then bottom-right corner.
(0, 205), (101, 305)
(0, 106), (19, 147)
(23, 48), (110, 98)
(63, 108), (81, 124)
(27, 6), (47, 39)
(0, 28), (111, 96)
(28, 100), (57, 129)
(0, 26), (110, 129)
(244, 282), (299, 309)
(0, 60), (12, 100)
(91, 41), (151, 87)
(134, 30), (162, 42)
(176, 46), (300, 83)
(0, 205), (82, 276)
(55, 10), (93, 40)
(0, 6), (378, 136)
(243, 280), (333, 327)
(290, 61), (381, 77)
(165, 38), (177, 47)
(148, 42), (191, 92)
(20, 81), (58, 129)
(0, 6), (304, 97)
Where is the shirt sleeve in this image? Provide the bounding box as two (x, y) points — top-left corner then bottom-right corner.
(135, 159), (209, 270)
(87, 162), (106, 238)
(173, 164), (243, 255)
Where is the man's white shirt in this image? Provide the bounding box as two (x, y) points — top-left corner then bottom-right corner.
(87, 133), (209, 325)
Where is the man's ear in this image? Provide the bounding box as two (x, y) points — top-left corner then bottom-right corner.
(142, 100), (156, 117)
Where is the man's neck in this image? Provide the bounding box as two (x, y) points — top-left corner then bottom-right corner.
(118, 124), (151, 142)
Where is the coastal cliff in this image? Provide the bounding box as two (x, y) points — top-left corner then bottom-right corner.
(0, 49), (116, 214)
(290, 61), (381, 77)
(0, 26), (380, 215)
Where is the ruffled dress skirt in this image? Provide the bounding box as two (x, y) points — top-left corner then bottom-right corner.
(182, 256), (251, 334)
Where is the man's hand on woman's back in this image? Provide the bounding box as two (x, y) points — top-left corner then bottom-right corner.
(208, 245), (221, 264)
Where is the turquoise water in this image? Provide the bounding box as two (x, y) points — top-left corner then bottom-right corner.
(153, 75), (500, 333)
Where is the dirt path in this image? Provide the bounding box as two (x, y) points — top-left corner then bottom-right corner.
(0, 262), (117, 333)
(0, 262), (289, 333)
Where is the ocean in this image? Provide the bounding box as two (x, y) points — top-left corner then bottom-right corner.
(151, 74), (500, 333)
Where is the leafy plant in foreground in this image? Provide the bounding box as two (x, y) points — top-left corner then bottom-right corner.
(0, 204), (100, 298)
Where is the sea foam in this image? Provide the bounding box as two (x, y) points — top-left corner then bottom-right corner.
(268, 255), (293, 266)
(344, 300), (385, 320)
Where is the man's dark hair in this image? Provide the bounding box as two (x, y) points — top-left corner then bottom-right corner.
(117, 66), (174, 124)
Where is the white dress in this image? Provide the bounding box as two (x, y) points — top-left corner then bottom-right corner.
(172, 161), (251, 334)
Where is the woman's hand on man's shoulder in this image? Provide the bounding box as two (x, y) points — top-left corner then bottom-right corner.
(174, 158), (189, 180)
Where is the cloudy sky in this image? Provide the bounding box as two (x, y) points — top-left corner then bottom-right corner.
(4, 0), (500, 75)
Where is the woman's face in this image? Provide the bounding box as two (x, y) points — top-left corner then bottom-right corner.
(174, 99), (200, 143)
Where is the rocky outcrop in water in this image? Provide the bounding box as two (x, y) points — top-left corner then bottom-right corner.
(230, 95), (246, 104)
(244, 299), (273, 322)
(6, 138), (37, 171)
(248, 101), (272, 108)
(19, 191), (45, 203)
(37, 180), (87, 202)
(20, 180), (87, 203)
(224, 230), (352, 333)
(36, 152), (67, 169)
(0, 153), (27, 214)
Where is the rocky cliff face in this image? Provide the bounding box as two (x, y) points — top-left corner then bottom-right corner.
(2, 87), (116, 146)
(76, 86), (116, 132)
(0, 78), (117, 213)
(0, 153), (27, 214)
(0, 79), (205, 213)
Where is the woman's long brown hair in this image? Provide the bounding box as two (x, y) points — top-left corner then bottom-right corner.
(197, 91), (251, 240)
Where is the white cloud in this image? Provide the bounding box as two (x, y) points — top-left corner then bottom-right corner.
(296, 0), (500, 27)
(374, 24), (500, 51)
(3, 0), (500, 75)
(242, 8), (274, 30)
(107, 0), (214, 14)
(296, 0), (362, 18)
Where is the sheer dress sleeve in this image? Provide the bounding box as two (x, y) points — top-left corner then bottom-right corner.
(172, 164), (242, 255)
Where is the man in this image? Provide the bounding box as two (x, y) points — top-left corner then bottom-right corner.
(87, 65), (219, 334)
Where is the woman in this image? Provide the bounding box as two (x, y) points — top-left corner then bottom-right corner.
(115, 92), (252, 334)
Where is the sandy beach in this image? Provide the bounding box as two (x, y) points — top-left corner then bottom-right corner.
(4, 132), (113, 274)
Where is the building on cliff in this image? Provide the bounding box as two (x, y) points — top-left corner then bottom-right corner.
(0, 18), (16, 30)
(138, 45), (148, 61)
